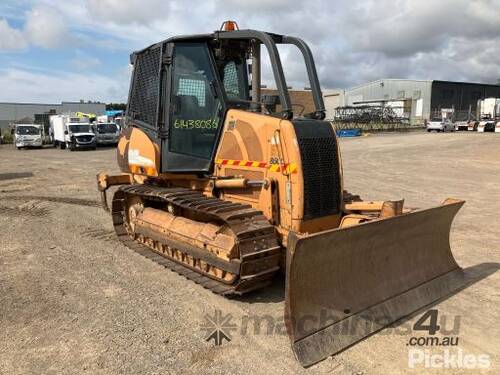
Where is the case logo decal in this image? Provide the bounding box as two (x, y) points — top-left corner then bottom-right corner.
(128, 149), (155, 167)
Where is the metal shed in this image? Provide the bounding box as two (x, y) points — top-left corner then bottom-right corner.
(0, 101), (106, 130)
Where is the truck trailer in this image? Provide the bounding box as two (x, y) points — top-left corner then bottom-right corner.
(477, 98), (500, 133)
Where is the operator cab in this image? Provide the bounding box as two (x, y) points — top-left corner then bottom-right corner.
(126, 21), (326, 173)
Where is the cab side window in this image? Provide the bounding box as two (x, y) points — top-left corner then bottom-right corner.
(220, 59), (249, 101)
(169, 43), (222, 159)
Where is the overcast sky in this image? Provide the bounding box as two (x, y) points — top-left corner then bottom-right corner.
(0, 0), (499, 103)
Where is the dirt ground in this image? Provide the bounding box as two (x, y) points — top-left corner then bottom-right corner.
(1, 132), (499, 374)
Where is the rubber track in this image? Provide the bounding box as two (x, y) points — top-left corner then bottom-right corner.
(111, 184), (281, 296)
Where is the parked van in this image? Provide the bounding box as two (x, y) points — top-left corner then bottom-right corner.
(92, 122), (120, 146)
(14, 124), (43, 149)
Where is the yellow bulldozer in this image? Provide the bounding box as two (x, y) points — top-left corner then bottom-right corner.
(97, 21), (465, 367)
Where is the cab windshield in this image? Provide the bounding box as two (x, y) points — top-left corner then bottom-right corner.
(96, 123), (118, 134)
(16, 126), (40, 135)
(69, 124), (91, 133)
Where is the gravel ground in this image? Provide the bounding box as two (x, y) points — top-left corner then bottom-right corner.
(0, 132), (499, 374)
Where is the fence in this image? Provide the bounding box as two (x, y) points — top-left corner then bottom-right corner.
(329, 105), (420, 131)
(333, 105), (410, 124)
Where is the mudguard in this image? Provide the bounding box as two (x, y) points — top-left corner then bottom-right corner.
(285, 199), (465, 367)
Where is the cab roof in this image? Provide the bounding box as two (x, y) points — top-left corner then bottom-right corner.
(131, 29), (284, 61)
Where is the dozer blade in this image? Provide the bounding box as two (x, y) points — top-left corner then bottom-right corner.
(285, 199), (465, 367)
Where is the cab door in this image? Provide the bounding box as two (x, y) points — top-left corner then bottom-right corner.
(161, 42), (225, 172)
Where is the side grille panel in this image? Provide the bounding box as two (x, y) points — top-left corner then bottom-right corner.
(293, 120), (341, 220)
(128, 46), (161, 127)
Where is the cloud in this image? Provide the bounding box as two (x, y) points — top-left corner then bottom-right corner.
(0, 67), (130, 103)
(71, 55), (101, 71)
(216, 0), (291, 13)
(71, 49), (102, 71)
(1, 0), (500, 103)
(0, 18), (28, 51)
(337, 0), (500, 58)
(85, 0), (171, 25)
(24, 5), (68, 48)
(253, 0), (500, 88)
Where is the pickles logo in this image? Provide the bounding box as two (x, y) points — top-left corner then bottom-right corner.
(201, 309), (237, 346)
(408, 349), (490, 369)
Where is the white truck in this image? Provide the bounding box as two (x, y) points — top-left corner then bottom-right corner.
(92, 122), (120, 146)
(14, 123), (44, 149)
(50, 114), (96, 150)
(476, 98), (500, 133)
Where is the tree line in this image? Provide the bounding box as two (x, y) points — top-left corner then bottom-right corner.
(106, 103), (127, 110)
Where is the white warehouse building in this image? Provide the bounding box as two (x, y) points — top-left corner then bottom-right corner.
(343, 79), (431, 123)
(324, 79), (500, 122)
